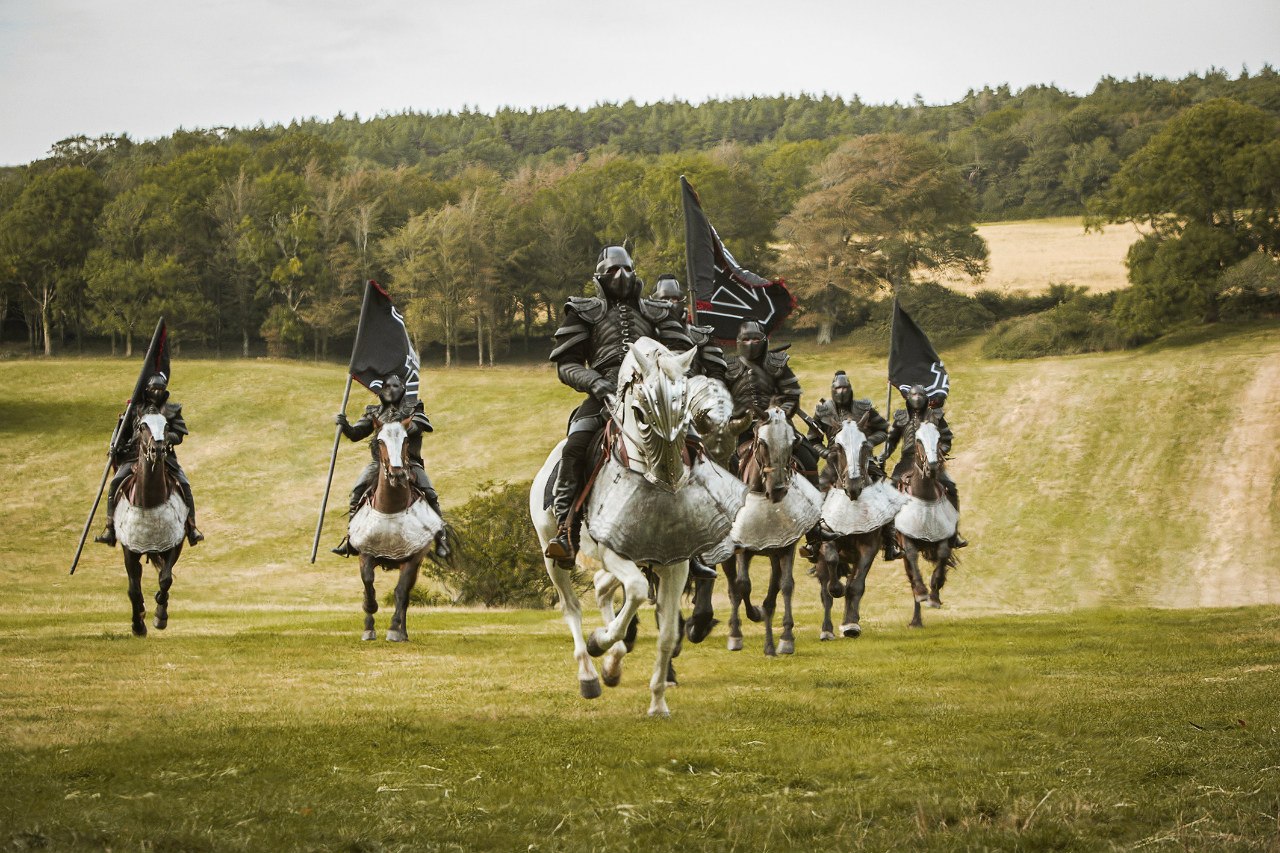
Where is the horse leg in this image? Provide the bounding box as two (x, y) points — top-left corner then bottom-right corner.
(841, 536), (876, 639)
(124, 551), (146, 637)
(816, 544), (836, 641)
(648, 561), (688, 718)
(153, 545), (178, 630)
(735, 551), (764, 623)
(586, 553), (646, 658)
(723, 558), (744, 651)
(386, 555), (422, 642)
(360, 555), (378, 640)
(929, 541), (951, 608)
(761, 552), (783, 657)
(777, 548), (796, 655)
(592, 570), (629, 686)
(902, 540), (926, 628)
(685, 575), (718, 644)
(546, 560), (601, 699)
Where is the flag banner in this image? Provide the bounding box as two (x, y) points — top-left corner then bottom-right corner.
(888, 299), (949, 400)
(109, 316), (170, 457)
(681, 175), (795, 341)
(349, 280), (421, 403)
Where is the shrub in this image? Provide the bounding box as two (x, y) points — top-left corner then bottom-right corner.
(982, 291), (1137, 359)
(974, 282), (1088, 320)
(1216, 253), (1280, 321)
(846, 281), (997, 352)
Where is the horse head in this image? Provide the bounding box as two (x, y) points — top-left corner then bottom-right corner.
(615, 337), (696, 492)
(687, 374), (734, 467)
(915, 421), (943, 481)
(374, 418), (412, 489)
(832, 418), (871, 500)
(750, 403), (796, 503)
(135, 412), (171, 467)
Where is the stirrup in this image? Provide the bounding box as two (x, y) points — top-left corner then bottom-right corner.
(94, 526), (117, 547)
(951, 534), (968, 549)
(331, 536), (359, 557)
(544, 530), (575, 567)
(688, 559), (717, 580)
(186, 526), (204, 546)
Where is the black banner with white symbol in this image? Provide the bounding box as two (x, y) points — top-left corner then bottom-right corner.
(681, 175), (795, 341)
(129, 317), (170, 408)
(349, 280), (421, 404)
(889, 299), (949, 400)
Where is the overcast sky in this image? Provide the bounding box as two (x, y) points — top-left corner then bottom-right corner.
(1, 0), (1277, 165)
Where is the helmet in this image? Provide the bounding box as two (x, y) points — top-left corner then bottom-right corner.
(594, 246), (640, 301)
(143, 373), (169, 405)
(736, 320), (767, 362)
(831, 371), (853, 407)
(905, 384), (928, 412)
(652, 274), (684, 305)
(378, 373), (405, 405)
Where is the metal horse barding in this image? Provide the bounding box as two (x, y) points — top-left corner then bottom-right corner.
(529, 338), (745, 716)
(346, 419), (446, 642)
(111, 413), (186, 637)
(814, 419), (907, 640)
(893, 421), (958, 628)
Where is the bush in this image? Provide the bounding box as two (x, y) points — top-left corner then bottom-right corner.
(1217, 253), (1280, 321)
(425, 480), (581, 608)
(846, 281), (997, 352)
(974, 282), (1088, 320)
(981, 291), (1138, 359)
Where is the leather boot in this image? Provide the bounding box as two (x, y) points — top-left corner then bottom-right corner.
(950, 530), (968, 549)
(544, 460), (578, 566)
(688, 557), (717, 580)
(180, 483), (203, 545)
(423, 490), (451, 559)
(95, 499), (118, 546)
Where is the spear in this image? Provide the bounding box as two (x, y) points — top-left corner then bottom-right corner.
(310, 281), (373, 563)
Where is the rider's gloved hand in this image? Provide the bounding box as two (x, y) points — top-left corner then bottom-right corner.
(335, 413), (349, 426)
(590, 378), (616, 403)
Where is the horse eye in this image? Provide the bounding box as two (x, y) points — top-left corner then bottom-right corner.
(632, 406), (647, 425)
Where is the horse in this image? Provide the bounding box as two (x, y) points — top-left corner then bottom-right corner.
(530, 337), (745, 716)
(724, 404), (824, 656)
(111, 412), (187, 637)
(346, 418), (447, 642)
(814, 419), (907, 640)
(893, 421), (958, 628)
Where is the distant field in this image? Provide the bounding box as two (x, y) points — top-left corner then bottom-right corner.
(943, 216), (1139, 294)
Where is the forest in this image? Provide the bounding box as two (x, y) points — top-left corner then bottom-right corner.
(1, 67), (1278, 361)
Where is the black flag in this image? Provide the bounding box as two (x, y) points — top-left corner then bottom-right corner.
(889, 299), (949, 400)
(349, 280), (420, 403)
(681, 175), (795, 341)
(111, 317), (169, 457)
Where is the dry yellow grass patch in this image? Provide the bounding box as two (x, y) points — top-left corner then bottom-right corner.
(942, 217), (1142, 294)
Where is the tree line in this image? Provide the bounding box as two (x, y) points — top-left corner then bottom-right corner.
(1, 68), (1277, 361)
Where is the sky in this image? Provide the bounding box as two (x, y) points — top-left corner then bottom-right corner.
(1, 0), (1277, 165)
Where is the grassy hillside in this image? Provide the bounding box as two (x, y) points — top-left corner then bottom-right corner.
(2, 320), (1276, 617)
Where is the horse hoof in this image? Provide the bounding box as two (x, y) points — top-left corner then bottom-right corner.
(746, 606), (764, 623)
(586, 631), (607, 658)
(685, 614), (718, 644)
(579, 678), (603, 699)
(131, 619), (147, 638)
(361, 630), (376, 641)
(385, 630), (408, 642)
(914, 593), (931, 604)
(153, 614), (168, 631)
(909, 620), (923, 629)
(841, 623), (862, 638)
(827, 582), (844, 598)
(777, 640), (795, 656)
(819, 631), (835, 641)
(726, 636), (743, 652)
(928, 594), (943, 609)
(648, 707), (671, 719)
(764, 645), (776, 657)
(602, 668), (622, 688)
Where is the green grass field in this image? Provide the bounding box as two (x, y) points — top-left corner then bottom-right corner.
(1, 320), (1279, 850)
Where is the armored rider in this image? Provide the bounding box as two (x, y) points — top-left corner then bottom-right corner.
(543, 247), (696, 564)
(809, 370), (898, 558)
(95, 373), (203, 547)
(331, 373), (448, 558)
(724, 320), (819, 477)
(651, 274), (728, 382)
(878, 384), (967, 549)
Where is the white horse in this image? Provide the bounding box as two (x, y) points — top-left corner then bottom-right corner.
(530, 338), (745, 716)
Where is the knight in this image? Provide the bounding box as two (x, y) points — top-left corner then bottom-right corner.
(331, 373), (448, 558)
(650, 274), (728, 382)
(543, 247), (694, 564)
(95, 373), (203, 547)
(878, 384), (967, 550)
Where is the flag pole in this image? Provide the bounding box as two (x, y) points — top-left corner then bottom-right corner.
(311, 281), (373, 562)
(68, 413), (129, 575)
(681, 176), (699, 326)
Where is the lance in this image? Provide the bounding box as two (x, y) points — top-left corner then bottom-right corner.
(311, 281), (373, 562)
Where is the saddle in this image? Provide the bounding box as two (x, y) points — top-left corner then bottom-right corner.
(354, 479), (427, 513)
(115, 467), (181, 506)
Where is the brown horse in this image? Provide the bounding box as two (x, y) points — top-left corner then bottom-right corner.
(346, 418), (447, 642)
(724, 405), (823, 656)
(814, 419), (905, 640)
(893, 421), (958, 628)
(112, 413), (186, 637)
